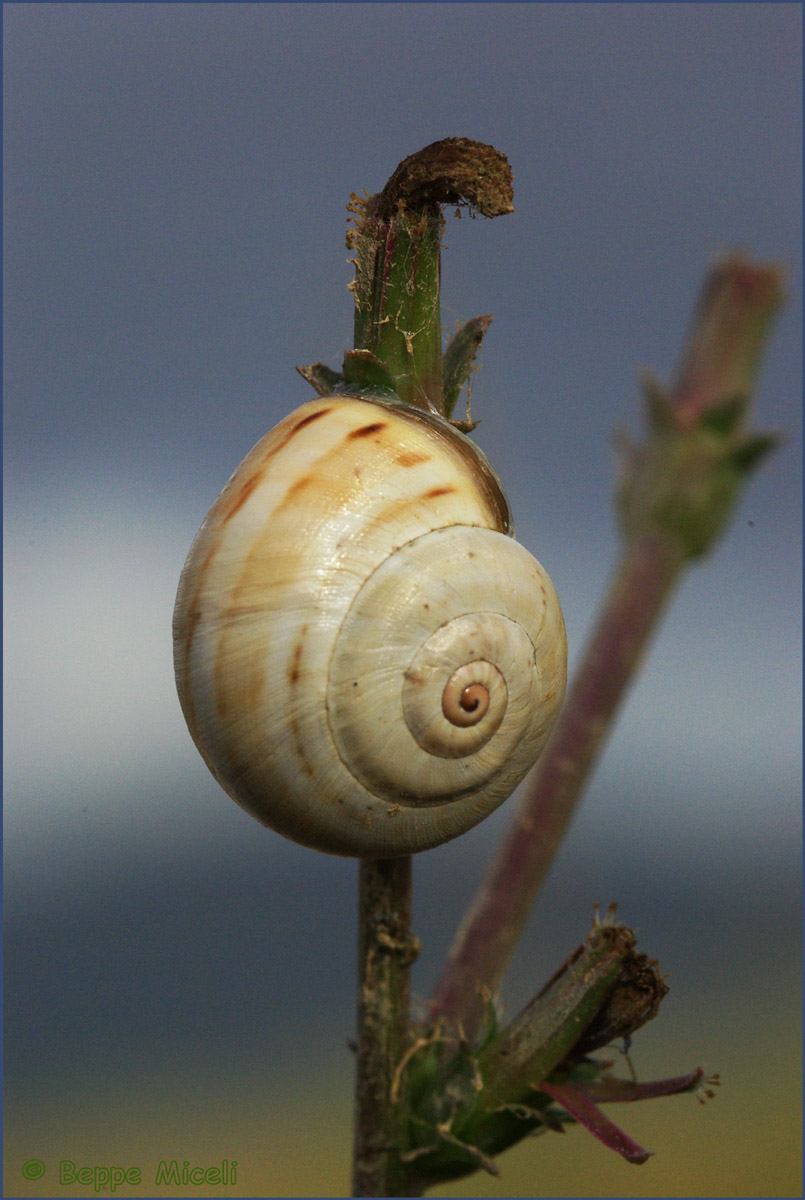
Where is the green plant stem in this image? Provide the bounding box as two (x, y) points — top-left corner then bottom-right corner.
(347, 138), (513, 413)
(352, 856), (420, 1197)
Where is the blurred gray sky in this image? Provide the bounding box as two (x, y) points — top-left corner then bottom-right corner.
(3, 6), (802, 1194)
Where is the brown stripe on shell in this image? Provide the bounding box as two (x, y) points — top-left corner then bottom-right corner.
(289, 713), (315, 777)
(220, 468), (265, 525)
(287, 626), (308, 686)
(291, 407), (334, 434)
(284, 472), (315, 500)
(214, 404), (334, 527)
(376, 401), (512, 534)
(270, 418), (398, 517)
(348, 421), (388, 439)
(173, 538), (222, 744)
(395, 449), (431, 468)
(335, 487), (470, 555)
(286, 626), (315, 773)
(424, 485), (456, 499)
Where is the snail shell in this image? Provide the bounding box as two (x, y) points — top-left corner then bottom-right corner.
(173, 395), (566, 857)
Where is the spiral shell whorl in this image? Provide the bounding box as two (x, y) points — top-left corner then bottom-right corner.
(441, 670), (494, 726)
(173, 395), (566, 857)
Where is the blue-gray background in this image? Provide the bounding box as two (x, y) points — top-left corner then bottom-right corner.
(4, 4), (801, 1197)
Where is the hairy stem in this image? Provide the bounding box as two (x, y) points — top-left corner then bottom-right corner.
(352, 857), (420, 1197)
(347, 138), (512, 412)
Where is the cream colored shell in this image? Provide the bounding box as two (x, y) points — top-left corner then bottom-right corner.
(173, 394), (566, 857)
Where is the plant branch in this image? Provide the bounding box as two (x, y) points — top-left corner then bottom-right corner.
(346, 138), (512, 412)
(431, 254), (784, 1040)
(353, 857), (421, 1197)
